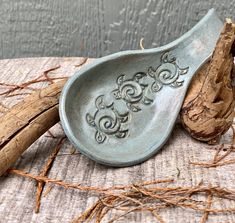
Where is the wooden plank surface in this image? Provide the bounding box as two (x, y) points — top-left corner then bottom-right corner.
(0, 57), (235, 223)
(0, 0), (235, 59)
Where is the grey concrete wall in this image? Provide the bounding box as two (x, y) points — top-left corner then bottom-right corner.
(0, 0), (234, 59)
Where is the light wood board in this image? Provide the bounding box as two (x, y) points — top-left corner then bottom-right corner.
(0, 57), (234, 223)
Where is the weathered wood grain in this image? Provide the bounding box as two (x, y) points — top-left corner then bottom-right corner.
(0, 0), (235, 59)
(0, 57), (235, 223)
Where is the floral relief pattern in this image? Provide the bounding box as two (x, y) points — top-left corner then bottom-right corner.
(86, 51), (189, 143)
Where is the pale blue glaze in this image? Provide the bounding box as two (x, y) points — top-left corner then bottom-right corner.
(59, 9), (223, 166)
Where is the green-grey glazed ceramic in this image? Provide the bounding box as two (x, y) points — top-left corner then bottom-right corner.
(59, 9), (223, 167)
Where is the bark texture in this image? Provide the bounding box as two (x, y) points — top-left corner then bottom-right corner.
(180, 19), (235, 143)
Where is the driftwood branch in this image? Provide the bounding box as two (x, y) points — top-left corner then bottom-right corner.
(180, 19), (235, 143)
(0, 80), (67, 176)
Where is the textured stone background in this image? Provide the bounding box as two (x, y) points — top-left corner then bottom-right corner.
(0, 0), (234, 59)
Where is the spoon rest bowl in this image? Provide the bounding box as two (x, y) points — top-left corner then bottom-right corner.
(59, 9), (223, 166)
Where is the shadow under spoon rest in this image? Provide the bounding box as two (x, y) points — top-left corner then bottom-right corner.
(59, 9), (223, 167)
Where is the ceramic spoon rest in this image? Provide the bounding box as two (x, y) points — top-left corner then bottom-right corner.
(59, 9), (223, 167)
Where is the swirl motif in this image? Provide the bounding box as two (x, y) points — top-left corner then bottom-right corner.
(156, 63), (178, 84)
(86, 95), (129, 143)
(112, 73), (153, 112)
(148, 52), (189, 92)
(94, 109), (120, 134)
(119, 81), (143, 103)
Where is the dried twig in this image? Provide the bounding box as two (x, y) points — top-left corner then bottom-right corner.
(72, 184), (235, 223)
(7, 168), (235, 223)
(45, 130), (57, 139)
(35, 137), (66, 213)
(190, 126), (235, 168)
(8, 169), (173, 194)
(0, 66), (66, 97)
(200, 191), (212, 223)
(139, 38), (145, 50)
(74, 57), (88, 67)
(43, 186), (53, 197)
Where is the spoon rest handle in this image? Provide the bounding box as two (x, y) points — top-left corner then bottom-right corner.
(148, 8), (223, 73)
